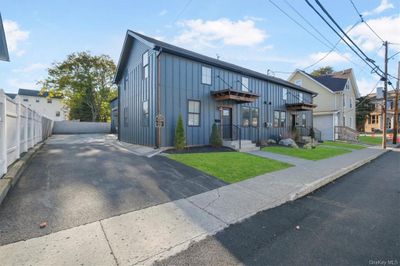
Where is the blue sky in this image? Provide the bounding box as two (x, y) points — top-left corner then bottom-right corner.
(1, 0), (399, 95)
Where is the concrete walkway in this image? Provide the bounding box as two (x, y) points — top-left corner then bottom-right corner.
(0, 147), (387, 266)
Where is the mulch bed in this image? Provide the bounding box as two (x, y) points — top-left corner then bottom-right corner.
(164, 145), (234, 154)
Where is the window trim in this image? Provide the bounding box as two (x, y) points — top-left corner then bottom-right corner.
(142, 50), (149, 80)
(283, 88), (288, 101)
(241, 106), (251, 127)
(187, 99), (201, 127)
(201, 65), (212, 85)
(251, 107), (259, 128)
(273, 110), (286, 128)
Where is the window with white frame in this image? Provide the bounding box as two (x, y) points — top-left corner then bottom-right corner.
(349, 97), (353, 108)
(301, 113), (306, 127)
(343, 94), (346, 107)
(283, 88), (288, 101)
(143, 51), (149, 79)
(56, 111), (60, 117)
(295, 79), (302, 86)
(241, 77), (249, 92)
(299, 92), (303, 103)
(188, 100), (200, 126)
(142, 100), (149, 127)
(201, 66), (212, 85)
(273, 111), (286, 127)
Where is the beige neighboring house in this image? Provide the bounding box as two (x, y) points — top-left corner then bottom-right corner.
(288, 69), (360, 140)
(9, 88), (68, 121)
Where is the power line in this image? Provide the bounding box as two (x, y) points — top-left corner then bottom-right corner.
(348, 0), (384, 43)
(171, 0), (193, 24)
(305, 0), (384, 78)
(356, 79), (381, 107)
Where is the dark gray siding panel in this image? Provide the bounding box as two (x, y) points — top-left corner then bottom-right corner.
(159, 53), (314, 147)
(117, 39), (156, 146)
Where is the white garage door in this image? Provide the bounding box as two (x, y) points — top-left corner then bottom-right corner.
(314, 115), (334, 141)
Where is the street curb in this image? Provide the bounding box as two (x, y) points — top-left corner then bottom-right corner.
(289, 149), (389, 201)
(0, 142), (44, 206)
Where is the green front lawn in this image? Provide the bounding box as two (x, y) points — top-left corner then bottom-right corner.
(262, 146), (351, 161)
(359, 136), (382, 145)
(321, 141), (366, 150)
(168, 152), (292, 183)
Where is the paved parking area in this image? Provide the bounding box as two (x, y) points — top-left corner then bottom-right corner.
(0, 134), (226, 246)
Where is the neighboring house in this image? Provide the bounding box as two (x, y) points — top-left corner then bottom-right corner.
(288, 69), (360, 141)
(363, 90), (399, 133)
(110, 97), (118, 134)
(0, 12), (9, 62)
(114, 30), (317, 148)
(13, 89), (68, 121)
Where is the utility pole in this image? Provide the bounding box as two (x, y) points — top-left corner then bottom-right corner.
(393, 61), (400, 144)
(382, 41), (388, 149)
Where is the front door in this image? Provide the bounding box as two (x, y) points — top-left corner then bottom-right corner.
(222, 107), (232, 139)
(291, 114), (296, 130)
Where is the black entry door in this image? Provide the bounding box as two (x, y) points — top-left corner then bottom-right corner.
(222, 108), (232, 139)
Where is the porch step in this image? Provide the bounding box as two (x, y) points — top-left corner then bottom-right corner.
(223, 140), (259, 152)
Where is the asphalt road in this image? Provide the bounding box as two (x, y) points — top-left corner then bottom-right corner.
(0, 135), (226, 246)
(156, 150), (400, 266)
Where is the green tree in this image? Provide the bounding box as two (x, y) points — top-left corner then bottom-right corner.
(356, 96), (374, 132)
(174, 113), (186, 150)
(310, 66), (334, 77)
(40, 51), (117, 122)
(209, 123), (223, 147)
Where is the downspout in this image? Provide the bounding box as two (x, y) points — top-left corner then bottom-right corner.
(156, 48), (162, 148)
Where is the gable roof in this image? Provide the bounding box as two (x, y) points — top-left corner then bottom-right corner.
(5, 93), (16, 99)
(0, 13), (10, 62)
(313, 75), (348, 92)
(115, 30), (316, 96)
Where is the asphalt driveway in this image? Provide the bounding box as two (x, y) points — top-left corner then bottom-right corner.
(0, 134), (226, 246)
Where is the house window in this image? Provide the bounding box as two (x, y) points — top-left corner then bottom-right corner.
(47, 98), (52, 103)
(188, 100), (200, 126)
(349, 97), (353, 108)
(124, 107), (128, 127)
(295, 79), (302, 86)
(343, 115), (346, 126)
(201, 66), (212, 85)
(251, 108), (259, 127)
(241, 77), (249, 92)
(142, 100), (149, 127)
(23, 98), (28, 102)
(301, 113), (306, 127)
(283, 88), (287, 101)
(124, 75), (128, 90)
(273, 111), (286, 127)
(242, 107), (250, 127)
(371, 115), (377, 124)
(56, 111), (60, 117)
(143, 51), (149, 79)
(343, 95), (346, 107)
(36, 99), (40, 103)
(299, 93), (303, 103)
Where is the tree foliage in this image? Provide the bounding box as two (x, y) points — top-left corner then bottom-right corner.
(310, 66), (334, 77)
(209, 123), (223, 147)
(174, 113), (186, 150)
(40, 51), (117, 122)
(356, 96), (375, 132)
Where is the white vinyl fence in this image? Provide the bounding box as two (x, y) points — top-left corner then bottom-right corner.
(0, 90), (53, 177)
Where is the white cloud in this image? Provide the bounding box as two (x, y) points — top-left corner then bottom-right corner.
(173, 18), (268, 48)
(12, 63), (48, 73)
(362, 0), (394, 16)
(3, 20), (29, 55)
(158, 9), (167, 16)
(8, 78), (37, 89)
(297, 51), (353, 68)
(348, 16), (400, 53)
(357, 77), (381, 96)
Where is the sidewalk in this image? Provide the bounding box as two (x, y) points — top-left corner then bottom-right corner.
(0, 147), (387, 266)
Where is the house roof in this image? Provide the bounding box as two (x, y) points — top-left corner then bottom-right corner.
(5, 93), (16, 99)
(18, 88), (62, 98)
(0, 13), (10, 62)
(115, 30), (317, 96)
(313, 75), (348, 92)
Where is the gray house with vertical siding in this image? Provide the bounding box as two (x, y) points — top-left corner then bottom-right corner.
(114, 30), (317, 148)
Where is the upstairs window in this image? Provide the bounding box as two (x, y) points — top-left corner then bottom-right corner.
(47, 98), (52, 104)
(36, 99), (40, 103)
(56, 111), (60, 117)
(283, 88), (288, 101)
(241, 77), (249, 92)
(299, 92), (303, 103)
(142, 100), (149, 127)
(349, 97), (353, 108)
(201, 66), (212, 85)
(295, 79), (302, 86)
(143, 51), (149, 79)
(23, 98), (28, 102)
(343, 95), (346, 107)
(188, 100), (200, 126)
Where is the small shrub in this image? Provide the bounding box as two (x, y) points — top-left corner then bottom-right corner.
(174, 113), (186, 150)
(209, 123), (223, 147)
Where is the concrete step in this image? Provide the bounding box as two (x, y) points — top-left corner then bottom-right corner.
(223, 140), (259, 152)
